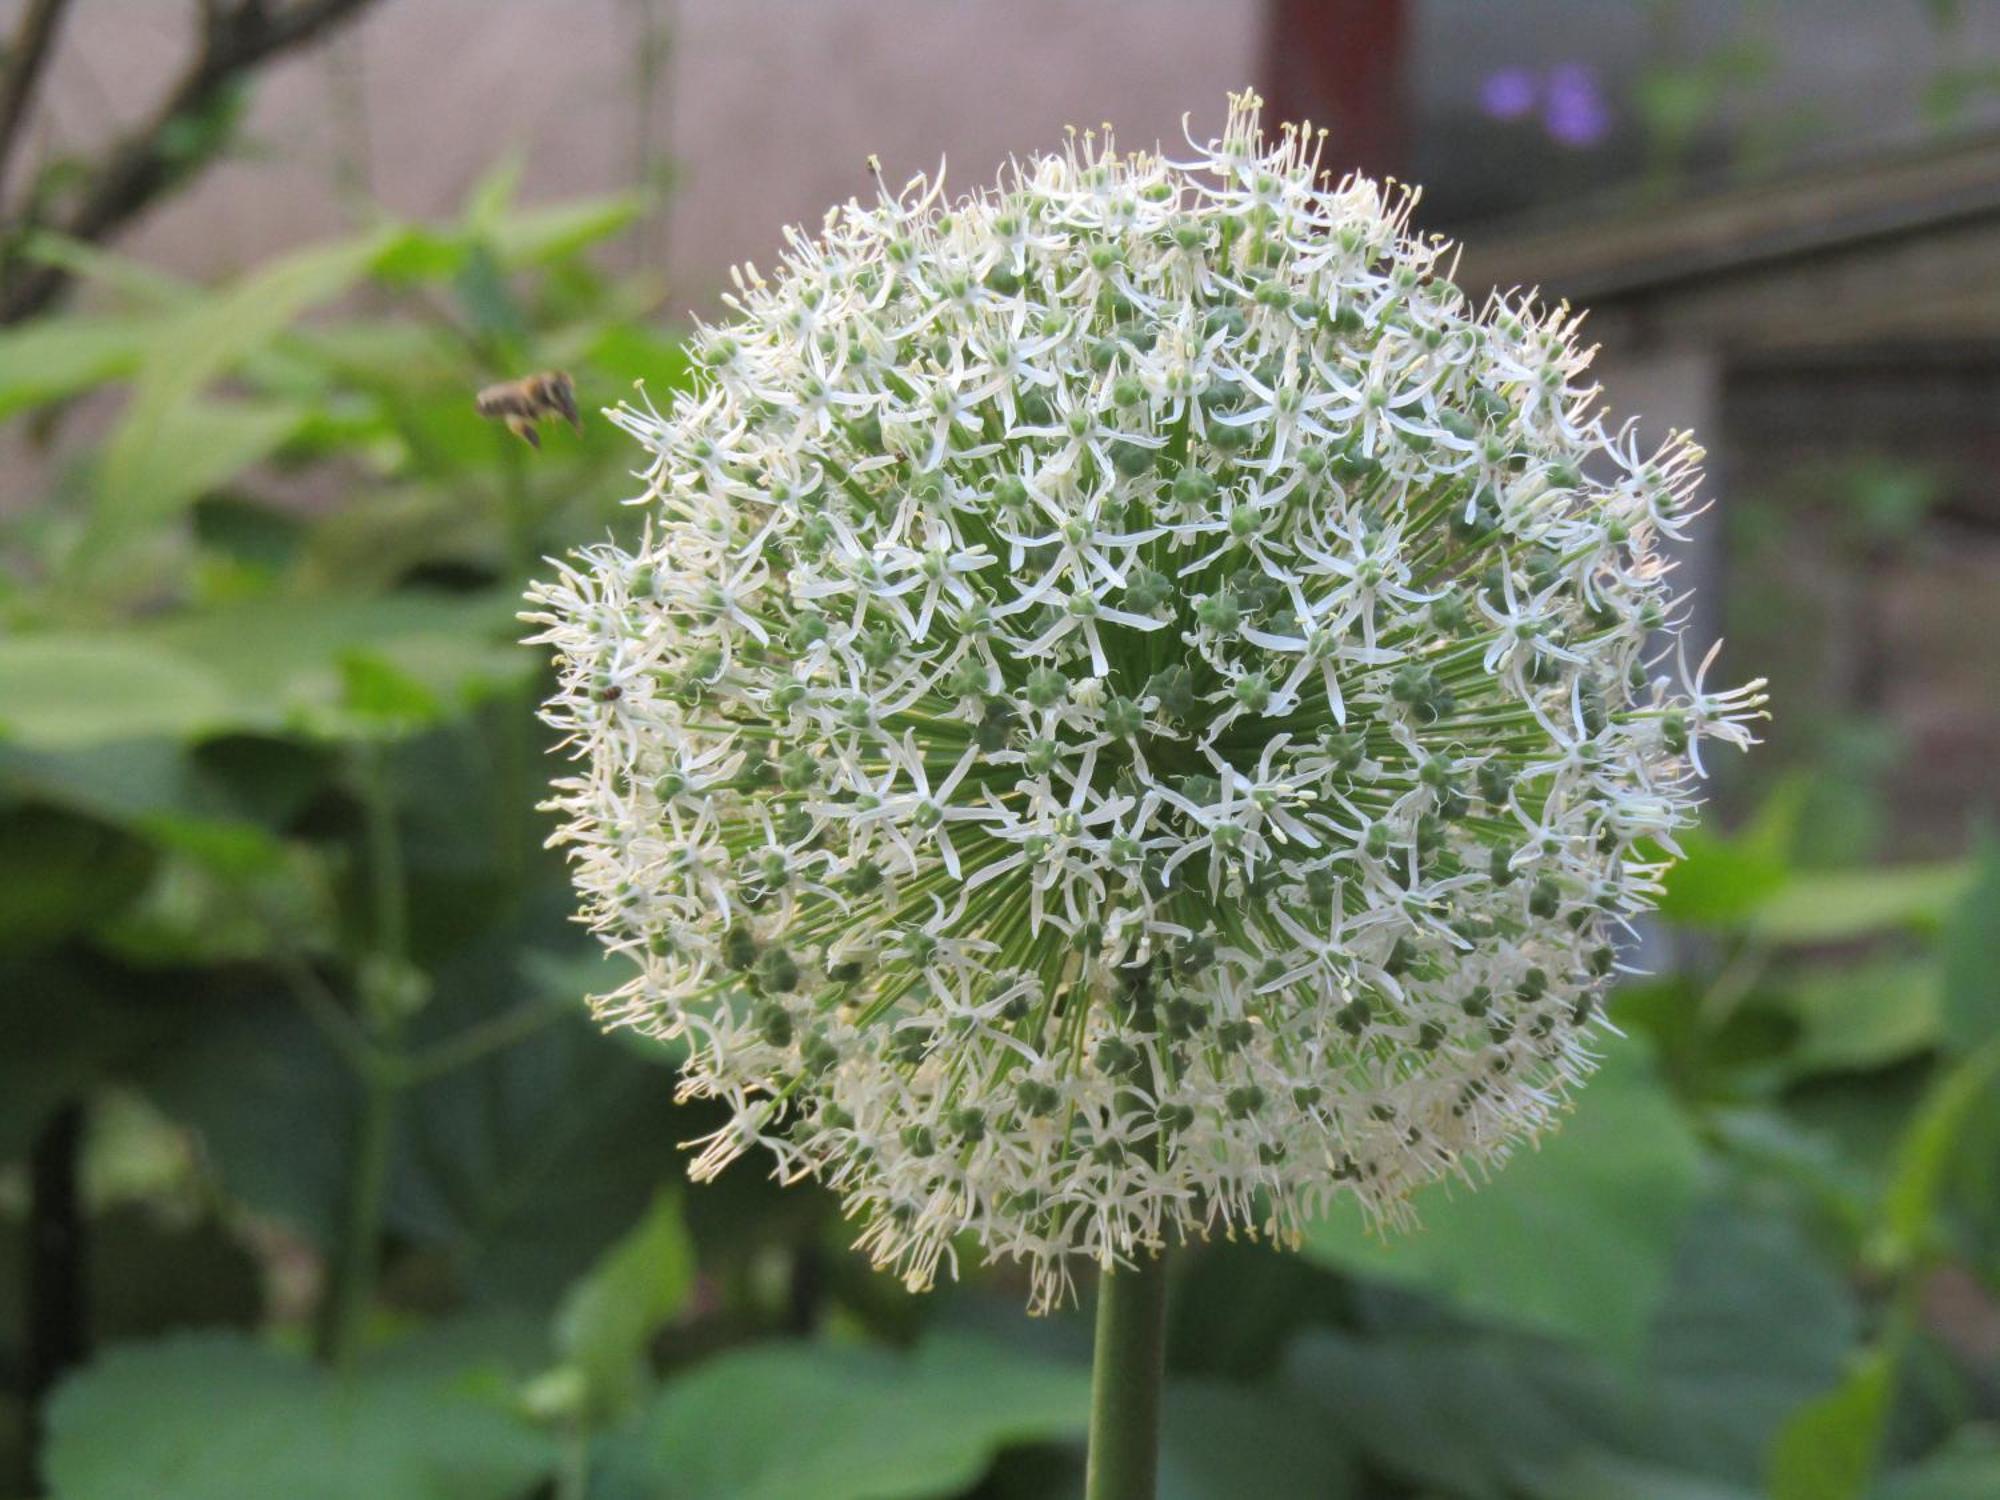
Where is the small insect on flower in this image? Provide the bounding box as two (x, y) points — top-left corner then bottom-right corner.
(525, 91), (1766, 1310)
(477, 370), (583, 448)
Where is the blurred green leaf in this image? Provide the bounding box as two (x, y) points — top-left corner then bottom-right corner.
(387, 992), (682, 1305)
(586, 321), (693, 394)
(1287, 1200), (1856, 1500)
(1765, 1348), (1891, 1500)
(599, 1335), (1088, 1500)
(1749, 862), (1971, 946)
(0, 958), (179, 1156)
(0, 314), (155, 419)
(1657, 782), (1805, 928)
(337, 651), (448, 737)
(1875, 1039), (2000, 1271)
(1938, 837), (2000, 1055)
(0, 593), (525, 749)
(1784, 957), (1941, 1077)
(93, 230), (395, 539)
(462, 152), (526, 232)
(452, 241), (530, 366)
(552, 1191), (695, 1419)
(154, 592), (526, 725)
(1158, 1379), (1354, 1499)
(490, 194), (646, 269)
(0, 636), (233, 749)
(1642, 1203), (1858, 1482)
(43, 1319), (556, 1500)
(1284, 1325), (1631, 1500)
(138, 992), (357, 1246)
(13, 229), (196, 308)
(370, 228), (470, 285)
(297, 487), (505, 592)
(0, 805), (154, 951)
(1877, 1429), (2000, 1499)
(1302, 1040), (1701, 1364)
(93, 395), (310, 538)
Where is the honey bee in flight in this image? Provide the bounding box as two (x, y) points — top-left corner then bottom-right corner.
(475, 370), (582, 448)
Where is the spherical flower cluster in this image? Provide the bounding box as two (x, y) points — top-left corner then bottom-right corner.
(526, 93), (1765, 1308)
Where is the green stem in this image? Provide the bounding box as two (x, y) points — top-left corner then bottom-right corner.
(360, 744), (409, 967)
(1085, 1251), (1170, 1500)
(325, 1065), (399, 1372)
(320, 746), (411, 1371)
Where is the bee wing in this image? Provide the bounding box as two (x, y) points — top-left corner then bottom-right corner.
(552, 375), (583, 432)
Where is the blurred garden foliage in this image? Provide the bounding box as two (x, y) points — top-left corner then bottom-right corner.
(1, 165), (1998, 1500)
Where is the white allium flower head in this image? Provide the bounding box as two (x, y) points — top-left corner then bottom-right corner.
(526, 92), (1766, 1309)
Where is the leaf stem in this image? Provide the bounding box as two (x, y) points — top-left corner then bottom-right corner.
(320, 743), (410, 1371)
(324, 1066), (399, 1372)
(1085, 1250), (1169, 1500)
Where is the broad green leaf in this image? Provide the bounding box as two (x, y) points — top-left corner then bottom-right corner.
(1749, 862), (1971, 945)
(462, 152), (526, 231)
(1283, 1327), (1633, 1500)
(1158, 1379), (1354, 1499)
(1874, 1039), (2000, 1271)
(552, 1192), (696, 1418)
(1938, 837), (2000, 1054)
(0, 314), (155, 419)
(134, 231), (394, 408)
(1877, 1429), (2000, 1500)
(386, 975), (684, 1303)
(296, 486), (503, 592)
(0, 739), (199, 825)
(1302, 1039), (1701, 1364)
(0, 805), (154, 951)
(1765, 1348), (1892, 1500)
(369, 227), (471, 285)
(0, 636), (234, 748)
(91, 395), (308, 535)
(152, 592), (529, 741)
(586, 321), (694, 393)
(489, 194), (645, 268)
(1286, 1206), (1852, 1500)
(1784, 957), (1941, 1076)
(1538, 1461), (1758, 1500)
(43, 1320), (555, 1500)
(1641, 1203), (1859, 1483)
(337, 651), (448, 736)
(1656, 826), (1789, 926)
(451, 243), (529, 363)
(1656, 780), (1806, 928)
(0, 594), (524, 749)
(13, 229), (196, 308)
(95, 231), (394, 530)
(137, 993), (357, 1246)
(0, 957), (178, 1155)
(599, 1335), (1089, 1500)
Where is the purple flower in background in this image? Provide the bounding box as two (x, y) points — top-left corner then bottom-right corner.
(1543, 63), (1611, 148)
(1479, 67), (1538, 122)
(1478, 63), (1614, 150)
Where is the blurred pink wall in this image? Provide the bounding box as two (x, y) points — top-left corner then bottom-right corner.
(28, 1), (1263, 313)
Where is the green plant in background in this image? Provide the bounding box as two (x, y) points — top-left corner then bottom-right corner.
(0, 109), (1995, 1500)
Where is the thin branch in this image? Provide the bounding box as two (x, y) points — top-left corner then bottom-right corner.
(0, 0), (73, 200)
(0, 0), (383, 324)
(272, 944), (386, 1081)
(401, 997), (570, 1084)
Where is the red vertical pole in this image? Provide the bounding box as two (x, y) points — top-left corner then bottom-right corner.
(1262, 0), (1411, 180)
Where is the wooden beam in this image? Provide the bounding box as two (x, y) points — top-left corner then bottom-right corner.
(1452, 130), (2000, 354)
(1261, 0), (1409, 181)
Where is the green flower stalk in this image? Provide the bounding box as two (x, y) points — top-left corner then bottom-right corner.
(526, 92), (1764, 1320)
